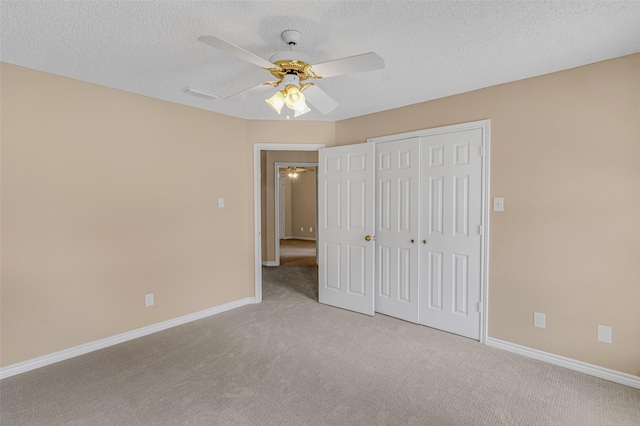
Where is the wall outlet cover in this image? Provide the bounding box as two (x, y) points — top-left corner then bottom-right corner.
(145, 293), (154, 307)
(534, 312), (546, 328)
(493, 197), (504, 212)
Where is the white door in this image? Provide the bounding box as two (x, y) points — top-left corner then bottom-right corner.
(419, 129), (483, 339)
(318, 143), (375, 315)
(375, 138), (420, 323)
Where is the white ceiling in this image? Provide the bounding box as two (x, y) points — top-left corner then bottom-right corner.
(2, 1), (639, 122)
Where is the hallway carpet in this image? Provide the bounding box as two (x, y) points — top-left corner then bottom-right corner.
(278, 238), (317, 268)
(1, 260), (639, 425)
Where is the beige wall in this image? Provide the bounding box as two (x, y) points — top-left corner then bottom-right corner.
(335, 53), (640, 376)
(275, 168), (317, 240)
(284, 174), (292, 237)
(290, 170), (317, 240)
(1, 63), (252, 366)
(247, 120), (336, 147)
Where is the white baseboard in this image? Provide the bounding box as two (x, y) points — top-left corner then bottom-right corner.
(0, 297), (256, 380)
(262, 261), (279, 267)
(486, 337), (640, 389)
(288, 237), (316, 241)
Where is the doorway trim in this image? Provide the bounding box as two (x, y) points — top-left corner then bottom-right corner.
(367, 119), (491, 344)
(253, 144), (325, 303)
(274, 162), (318, 266)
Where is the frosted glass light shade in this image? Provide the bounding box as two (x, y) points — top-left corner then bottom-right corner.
(266, 91), (286, 114)
(284, 86), (306, 110)
(293, 103), (311, 117)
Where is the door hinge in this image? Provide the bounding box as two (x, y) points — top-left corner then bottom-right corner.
(478, 225), (483, 236)
(479, 145), (484, 157)
(477, 302), (483, 313)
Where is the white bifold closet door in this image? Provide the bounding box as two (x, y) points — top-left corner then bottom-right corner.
(317, 124), (484, 340)
(374, 138), (420, 323)
(419, 129), (483, 339)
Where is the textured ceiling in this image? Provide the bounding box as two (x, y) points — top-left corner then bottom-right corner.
(2, 1), (640, 121)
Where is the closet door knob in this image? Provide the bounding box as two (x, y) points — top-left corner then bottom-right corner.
(411, 239), (415, 243)
(423, 240), (427, 244)
(365, 235), (372, 241)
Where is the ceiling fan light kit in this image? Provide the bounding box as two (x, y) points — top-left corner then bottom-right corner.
(266, 73), (311, 116)
(266, 85), (310, 117)
(197, 29), (385, 118)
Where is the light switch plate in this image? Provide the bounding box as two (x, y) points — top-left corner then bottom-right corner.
(145, 293), (154, 307)
(218, 197), (224, 208)
(493, 197), (504, 212)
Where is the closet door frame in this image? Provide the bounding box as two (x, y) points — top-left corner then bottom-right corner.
(368, 119), (491, 343)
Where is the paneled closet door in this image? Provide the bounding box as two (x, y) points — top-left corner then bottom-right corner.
(375, 138), (420, 323)
(419, 129), (483, 339)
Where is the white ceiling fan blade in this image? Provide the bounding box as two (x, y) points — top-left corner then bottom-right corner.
(198, 35), (275, 69)
(304, 85), (338, 115)
(311, 52), (384, 78)
(224, 83), (274, 102)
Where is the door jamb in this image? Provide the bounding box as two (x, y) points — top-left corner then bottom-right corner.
(253, 144), (325, 303)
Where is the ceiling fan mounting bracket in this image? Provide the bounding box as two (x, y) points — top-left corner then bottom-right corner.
(281, 30), (302, 46)
(266, 31), (323, 82)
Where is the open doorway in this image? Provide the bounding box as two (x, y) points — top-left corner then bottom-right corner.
(274, 162), (318, 266)
(253, 144), (324, 303)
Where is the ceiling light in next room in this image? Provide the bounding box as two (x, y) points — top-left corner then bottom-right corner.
(287, 167), (299, 179)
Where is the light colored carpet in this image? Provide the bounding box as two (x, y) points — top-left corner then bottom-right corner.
(1, 258), (639, 425)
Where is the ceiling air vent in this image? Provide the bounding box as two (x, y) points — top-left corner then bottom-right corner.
(182, 86), (219, 100)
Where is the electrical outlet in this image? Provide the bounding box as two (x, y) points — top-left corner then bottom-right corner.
(493, 197), (504, 212)
(534, 312), (546, 328)
(145, 293), (154, 307)
(218, 197), (224, 208)
(597, 325), (612, 343)
(309, 226), (313, 232)
(300, 227), (304, 232)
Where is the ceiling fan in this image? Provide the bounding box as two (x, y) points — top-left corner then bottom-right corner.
(198, 30), (385, 117)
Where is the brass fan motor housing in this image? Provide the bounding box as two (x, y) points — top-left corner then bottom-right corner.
(266, 60), (321, 85)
